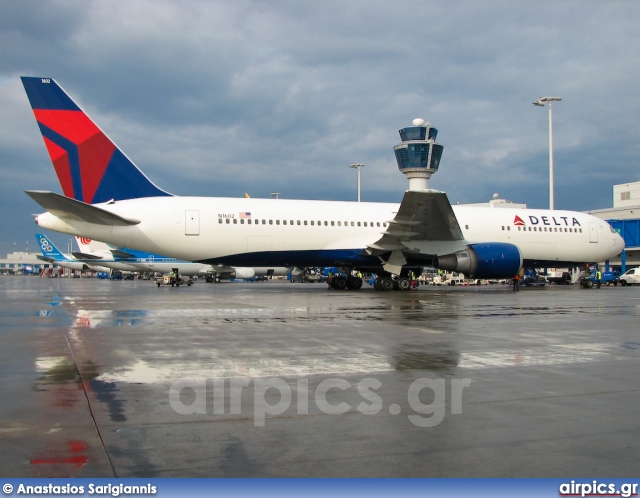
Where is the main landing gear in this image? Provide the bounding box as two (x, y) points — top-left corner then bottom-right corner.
(327, 274), (363, 290)
(373, 271), (419, 291)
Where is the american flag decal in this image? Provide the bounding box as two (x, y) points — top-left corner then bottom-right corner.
(239, 212), (251, 219)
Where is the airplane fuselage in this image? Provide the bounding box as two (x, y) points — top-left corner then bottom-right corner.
(35, 196), (624, 269)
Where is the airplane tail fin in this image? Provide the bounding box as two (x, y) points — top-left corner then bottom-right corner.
(21, 77), (172, 204)
(75, 236), (113, 254)
(36, 233), (67, 262)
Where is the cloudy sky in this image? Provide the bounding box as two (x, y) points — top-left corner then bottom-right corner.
(1, 0), (639, 255)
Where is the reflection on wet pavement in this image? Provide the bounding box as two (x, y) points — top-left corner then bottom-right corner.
(1, 278), (640, 477)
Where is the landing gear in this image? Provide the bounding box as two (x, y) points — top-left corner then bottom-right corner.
(395, 277), (411, 291)
(373, 269), (421, 291)
(375, 276), (395, 291)
(328, 275), (363, 290)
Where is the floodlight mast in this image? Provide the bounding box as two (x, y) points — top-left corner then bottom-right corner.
(533, 96), (562, 210)
(349, 163), (365, 202)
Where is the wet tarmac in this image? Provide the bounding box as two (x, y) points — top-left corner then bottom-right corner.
(1, 276), (639, 477)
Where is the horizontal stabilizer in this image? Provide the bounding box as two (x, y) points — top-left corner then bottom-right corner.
(71, 252), (104, 260)
(111, 249), (136, 259)
(25, 191), (140, 226)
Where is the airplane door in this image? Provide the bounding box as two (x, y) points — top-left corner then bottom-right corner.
(149, 255), (154, 268)
(588, 222), (598, 243)
(185, 210), (200, 236)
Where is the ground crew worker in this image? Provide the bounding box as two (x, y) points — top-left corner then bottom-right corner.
(596, 269), (602, 289)
(512, 273), (520, 292)
(409, 271), (417, 290)
(327, 270), (334, 288)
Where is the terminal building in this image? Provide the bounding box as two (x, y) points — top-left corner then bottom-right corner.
(0, 251), (53, 276)
(587, 180), (640, 271)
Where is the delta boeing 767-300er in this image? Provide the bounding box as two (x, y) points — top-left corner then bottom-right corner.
(21, 77), (624, 291)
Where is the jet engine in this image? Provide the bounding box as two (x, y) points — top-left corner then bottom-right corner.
(232, 268), (256, 279)
(435, 243), (522, 279)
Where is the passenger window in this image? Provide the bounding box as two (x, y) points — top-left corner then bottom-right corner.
(240, 219), (245, 224)
(219, 218), (223, 224)
(233, 219), (237, 224)
(269, 220), (273, 225)
(276, 220), (280, 225)
(225, 219), (230, 224)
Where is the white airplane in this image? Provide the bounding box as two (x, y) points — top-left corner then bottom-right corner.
(76, 236), (289, 281)
(21, 77), (624, 291)
(75, 236), (211, 277)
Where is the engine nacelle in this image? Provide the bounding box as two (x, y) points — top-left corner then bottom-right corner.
(232, 268), (256, 279)
(435, 243), (522, 279)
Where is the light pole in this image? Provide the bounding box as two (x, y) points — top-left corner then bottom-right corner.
(350, 163), (365, 202)
(533, 96), (562, 210)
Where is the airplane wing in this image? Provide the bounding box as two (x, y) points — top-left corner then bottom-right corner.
(366, 190), (465, 273)
(25, 191), (141, 226)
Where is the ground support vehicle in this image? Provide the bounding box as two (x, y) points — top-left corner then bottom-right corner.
(579, 269), (619, 288)
(546, 268), (572, 285)
(444, 272), (466, 286)
(523, 269), (547, 287)
(618, 268), (640, 286)
(156, 268), (193, 287)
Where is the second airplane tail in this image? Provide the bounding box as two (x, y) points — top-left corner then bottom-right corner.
(36, 233), (68, 262)
(21, 77), (172, 204)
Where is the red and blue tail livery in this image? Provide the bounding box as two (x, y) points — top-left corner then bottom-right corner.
(21, 77), (171, 204)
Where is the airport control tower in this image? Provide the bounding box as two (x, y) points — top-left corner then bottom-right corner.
(393, 118), (444, 191)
